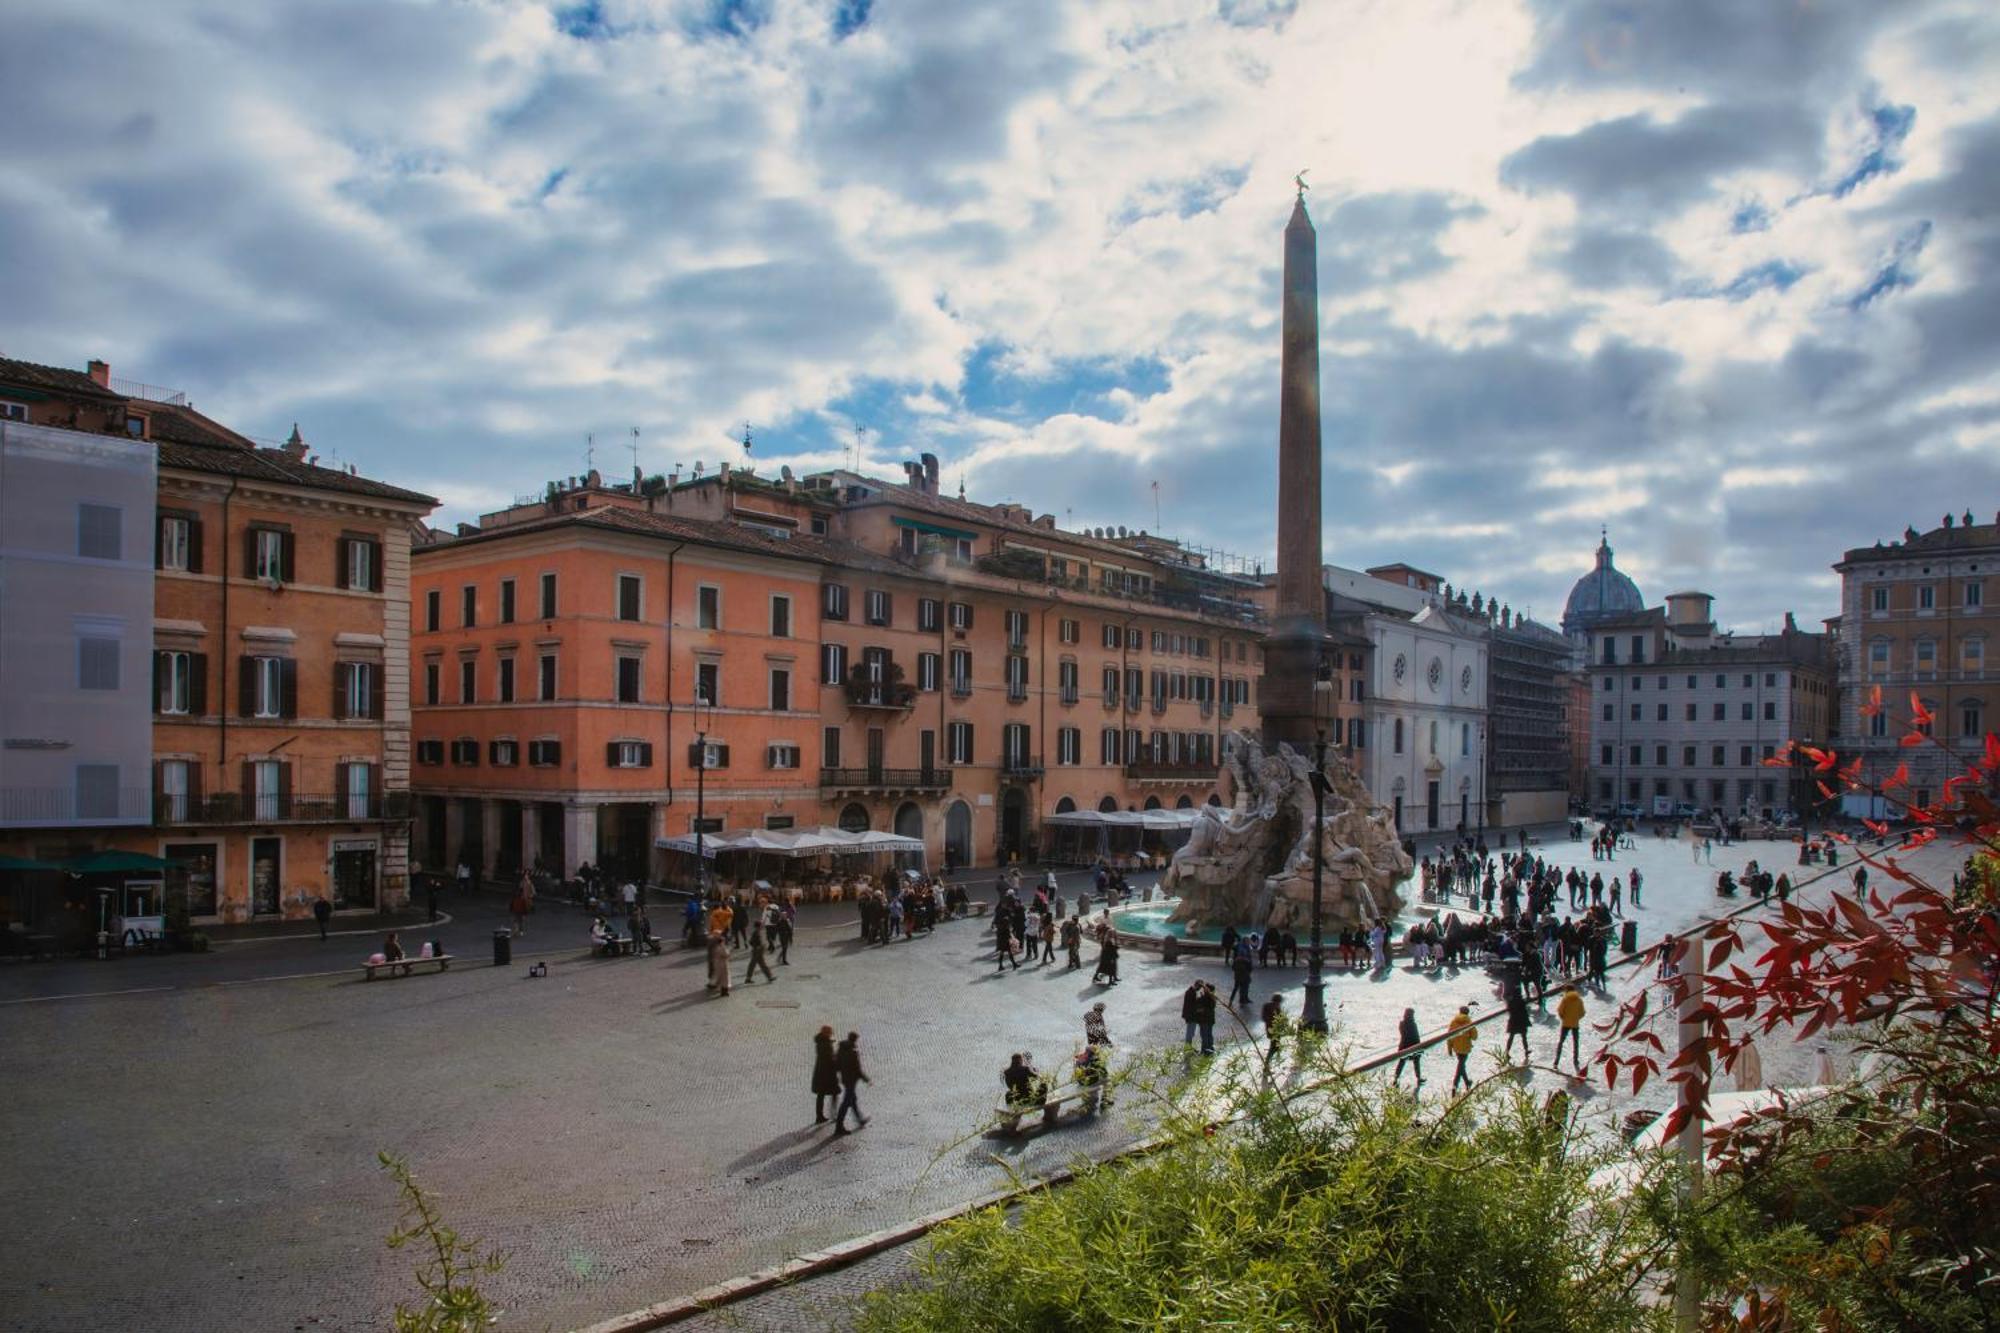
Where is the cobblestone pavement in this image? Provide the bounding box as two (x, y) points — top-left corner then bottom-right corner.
(0, 831), (1963, 1332)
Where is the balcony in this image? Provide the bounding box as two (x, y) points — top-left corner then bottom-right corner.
(1002, 755), (1045, 780)
(950, 679), (973, 699)
(155, 790), (415, 827)
(1124, 762), (1218, 783)
(1060, 688), (1079, 706)
(845, 682), (917, 712)
(819, 767), (951, 794)
(1007, 684), (1029, 703)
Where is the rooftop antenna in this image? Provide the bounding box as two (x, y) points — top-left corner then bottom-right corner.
(1151, 480), (1161, 532)
(741, 421), (753, 455)
(852, 423), (867, 473)
(585, 433), (595, 472)
(629, 427), (640, 475)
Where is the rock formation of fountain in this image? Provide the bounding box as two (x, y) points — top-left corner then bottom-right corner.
(1163, 729), (1411, 932)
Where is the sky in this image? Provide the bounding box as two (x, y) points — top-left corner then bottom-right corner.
(4, 0), (1998, 635)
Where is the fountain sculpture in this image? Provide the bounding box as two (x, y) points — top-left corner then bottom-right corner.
(1163, 729), (1411, 932)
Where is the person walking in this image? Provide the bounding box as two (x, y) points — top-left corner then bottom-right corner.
(621, 880), (639, 917)
(1181, 979), (1207, 1048)
(1191, 979), (1217, 1056)
(455, 859), (472, 895)
(1091, 934), (1120, 986)
(1368, 919), (1388, 970)
(743, 923), (777, 985)
(312, 896), (332, 941)
(510, 872), (534, 937)
(776, 902), (794, 965)
(1504, 988), (1532, 1061)
(1084, 1001), (1112, 1049)
(1261, 993), (1289, 1066)
(1061, 915), (1083, 970)
(811, 1025), (840, 1124)
(831, 1031), (869, 1134)
(1608, 877), (1622, 918)
(1392, 1007), (1424, 1087)
(1038, 909), (1057, 964)
(1446, 1005), (1477, 1093)
(1228, 948), (1254, 1007)
(1555, 983), (1586, 1072)
(994, 911), (1020, 972)
(1629, 867), (1643, 909)
(425, 876), (440, 924)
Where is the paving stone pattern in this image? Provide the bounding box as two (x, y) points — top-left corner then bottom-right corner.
(0, 834), (1962, 1332)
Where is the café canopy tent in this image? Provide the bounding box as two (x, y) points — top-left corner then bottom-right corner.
(656, 825), (925, 861)
(1041, 807), (1206, 865)
(1042, 809), (1204, 831)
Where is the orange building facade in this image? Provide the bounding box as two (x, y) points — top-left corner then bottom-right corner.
(0, 357), (436, 926)
(410, 461), (1265, 880)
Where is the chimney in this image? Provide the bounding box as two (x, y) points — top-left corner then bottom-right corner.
(921, 452), (939, 496)
(87, 359), (110, 388)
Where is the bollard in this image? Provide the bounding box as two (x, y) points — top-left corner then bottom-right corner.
(493, 929), (513, 967)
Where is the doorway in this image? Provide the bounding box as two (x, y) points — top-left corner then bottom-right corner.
(331, 840), (378, 911)
(944, 799), (973, 870)
(251, 836), (283, 915)
(1000, 788), (1026, 862)
(1426, 780), (1441, 830)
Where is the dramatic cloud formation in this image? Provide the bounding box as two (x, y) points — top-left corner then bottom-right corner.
(4, 0), (1998, 632)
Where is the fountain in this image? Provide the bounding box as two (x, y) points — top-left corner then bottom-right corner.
(1142, 729), (1410, 937)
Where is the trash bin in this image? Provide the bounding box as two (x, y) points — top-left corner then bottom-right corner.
(493, 930), (512, 967)
(1620, 921), (1638, 955)
(1161, 934), (1180, 964)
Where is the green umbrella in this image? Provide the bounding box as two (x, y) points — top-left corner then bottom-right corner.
(0, 854), (61, 872)
(63, 850), (185, 874)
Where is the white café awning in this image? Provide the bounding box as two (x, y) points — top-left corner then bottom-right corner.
(656, 825), (926, 861)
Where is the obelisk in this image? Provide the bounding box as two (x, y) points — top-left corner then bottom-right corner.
(1262, 184), (1330, 752)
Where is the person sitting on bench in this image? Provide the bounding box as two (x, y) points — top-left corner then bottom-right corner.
(1002, 1052), (1047, 1107)
(382, 932), (405, 965)
(589, 915), (622, 956)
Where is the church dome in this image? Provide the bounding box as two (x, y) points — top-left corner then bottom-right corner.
(1561, 534), (1645, 634)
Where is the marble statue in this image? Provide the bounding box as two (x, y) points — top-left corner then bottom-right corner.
(1163, 730), (1411, 932)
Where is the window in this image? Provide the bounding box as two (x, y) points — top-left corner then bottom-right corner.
(1461, 723), (1470, 756)
(1631, 677), (1642, 691)
(1763, 701), (1775, 720)
(1740, 702), (1753, 721)
(773, 595), (794, 637)
(823, 583), (849, 621)
(949, 649), (972, 695)
(821, 643), (847, 685)
(769, 666), (791, 711)
(540, 572), (558, 619)
(696, 585), (720, 629)
(1715, 674), (1726, 688)
(918, 652), (940, 692)
(1712, 745), (1726, 767)
(1126, 627), (1142, 649)
(1057, 727), (1080, 765)
(339, 662), (378, 719)
(1656, 704), (1668, 721)
(1349, 717), (1366, 749)
(497, 657), (515, 704)
(490, 740), (519, 767)
(947, 720), (974, 765)
(459, 658), (476, 704)
(864, 590), (890, 626)
(450, 738), (480, 765)
(1967, 582), (1984, 609)
(77, 503), (122, 560)
(1630, 703), (1641, 721)
(0, 400), (24, 420)
(1600, 745), (1613, 765)
(1869, 711), (1887, 738)
(336, 538), (381, 594)
(78, 635), (120, 691)
(1393, 719), (1404, 754)
(767, 743), (801, 769)
(1005, 655), (1028, 701)
(1060, 618), (1078, 644)
(1915, 701), (1935, 738)
(1655, 745), (1668, 766)
(461, 584), (477, 627)
(1871, 586), (1889, 612)
(156, 514), (195, 572)
(1003, 723), (1032, 769)
(1630, 745), (1642, 765)
(694, 660), (719, 706)
(608, 741), (654, 768)
(617, 575), (642, 622)
(918, 598), (941, 632)
(155, 650), (201, 714)
(1962, 702), (1983, 740)
(1059, 660), (1079, 704)
(251, 528), (291, 583)
(245, 655), (292, 719)
(1103, 665), (1120, 704)
(1684, 745), (1696, 766)
(528, 739), (562, 767)
(1006, 610), (1028, 648)
(1740, 745), (1753, 767)
(1965, 639), (1986, 674)
(250, 759), (284, 821)
(1101, 728), (1121, 764)
(1743, 674), (1753, 688)
(1869, 639), (1890, 673)
(1102, 623), (1120, 649)
(1764, 673), (1776, 688)
(1712, 703), (1726, 721)
(948, 601), (972, 631)
(1915, 639), (1937, 673)
(1918, 585), (1935, 611)
(498, 578), (515, 624)
(539, 654), (557, 700)
(823, 727), (842, 767)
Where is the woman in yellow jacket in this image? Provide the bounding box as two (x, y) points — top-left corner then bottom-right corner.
(1556, 984), (1586, 1072)
(1445, 1005), (1478, 1093)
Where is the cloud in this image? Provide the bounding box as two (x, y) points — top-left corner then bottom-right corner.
(0, 0), (1994, 639)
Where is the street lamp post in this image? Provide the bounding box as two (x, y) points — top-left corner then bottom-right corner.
(692, 689), (713, 899)
(1301, 729), (1333, 1035)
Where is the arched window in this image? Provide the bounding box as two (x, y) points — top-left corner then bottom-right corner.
(1206, 793), (1223, 806)
(1054, 795), (1076, 814)
(1097, 795), (1118, 814)
(1175, 794), (1194, 809)
(838, 802), (870, 832)
(1143, 795), (1162, 811)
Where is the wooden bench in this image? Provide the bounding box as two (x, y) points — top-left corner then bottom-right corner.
(993, 1082), (1102, 1134)
(362, 954), (451, 980)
